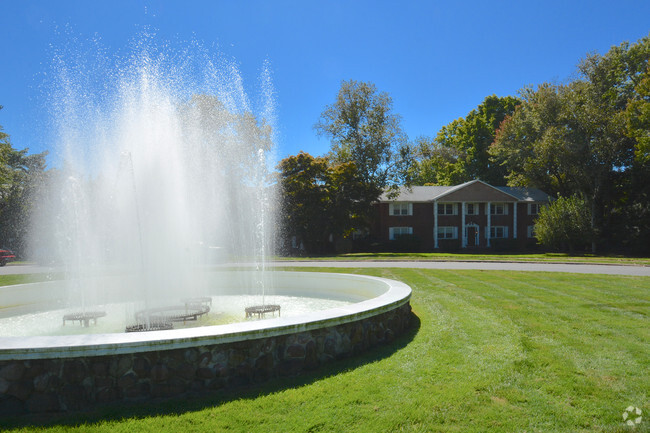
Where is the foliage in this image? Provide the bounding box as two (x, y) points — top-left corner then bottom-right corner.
(0, 107), (48, 257)
(314, 80), (408, 188)
(277, 152), (329, 253)
(405, 135), (464, 185)
(408, 95), (520, 185)
(625, 66), (650, 163)
(534, 195), (593, 252)
(301, 80), (408, 252)
(278, 152), (377, 254)
(490, 34), (650, 253)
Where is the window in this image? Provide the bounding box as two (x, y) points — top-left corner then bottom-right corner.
(489, 226), (509, 238)
(437, 203), (457, 215)
(389, 202), (412, 216)
(489, 203), (508, 215)
(389, 226), (413, 240)
(436, 226), (458, 239)
(527, 225), (536, 238)
(466, 203), (479, 215)
(528, 203), (541, 215)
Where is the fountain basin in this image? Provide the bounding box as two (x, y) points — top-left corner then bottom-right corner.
(0, 271), (412, 414)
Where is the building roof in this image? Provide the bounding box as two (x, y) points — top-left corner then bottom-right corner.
(378, 185), (455, 202)
(494, 186), (550, 202)
(378, 180), (549, 203)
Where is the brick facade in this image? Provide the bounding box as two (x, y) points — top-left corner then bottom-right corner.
(371, 180), (549, 251)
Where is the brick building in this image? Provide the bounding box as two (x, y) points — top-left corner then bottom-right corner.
(371, 180), (550, 251)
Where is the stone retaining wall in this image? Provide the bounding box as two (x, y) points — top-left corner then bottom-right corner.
(0, 303), (411, 415)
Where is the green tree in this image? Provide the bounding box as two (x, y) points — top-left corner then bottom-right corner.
(409, 95), (520, 185)
(407, 135), (464, 185)
(0, 107), (49, 256)
(625, 66), (650, 163)
(278, 152), (331, 254)
(315, 80), (408, 188)
(313, 80), (409, 237)
(534, 195), (593, 253)
(620, 65), (650, 253)
(491, 35), (650, 252)
(278, 152), (375, 254)
(490, 84), (585, 196)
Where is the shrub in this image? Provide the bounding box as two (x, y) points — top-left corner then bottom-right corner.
(534, 195), (593, 252)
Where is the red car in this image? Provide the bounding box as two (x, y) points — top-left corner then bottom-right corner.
(0, 250), (15, 266)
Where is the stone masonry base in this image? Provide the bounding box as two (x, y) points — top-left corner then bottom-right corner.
(0, 303), (412, 415)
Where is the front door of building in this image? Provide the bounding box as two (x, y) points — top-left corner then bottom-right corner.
(466, 225), (479, 247)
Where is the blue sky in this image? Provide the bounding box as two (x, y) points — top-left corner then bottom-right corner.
(1, 0), (649, 166)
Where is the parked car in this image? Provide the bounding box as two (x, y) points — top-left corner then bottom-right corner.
(0, 249), (16, 266)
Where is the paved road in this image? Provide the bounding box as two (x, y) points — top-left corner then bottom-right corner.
(0, 264), (57, 275)
(2, 261), (649, 277)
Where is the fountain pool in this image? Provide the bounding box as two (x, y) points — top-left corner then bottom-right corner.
(0, 271), (412, 414)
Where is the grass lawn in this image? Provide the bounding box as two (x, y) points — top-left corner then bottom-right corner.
(2, 267), (649, 432)
(275, 252), (650, 266)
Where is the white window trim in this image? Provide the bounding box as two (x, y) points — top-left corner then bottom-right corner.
(466, 202), (480, 215)
(389, 226), (413, 240)
(437, 202), (458, 215)
(487, 226), (509, 239)
(389, 202), (413, 216)
(528, 203), (541, 215)
(436, 226), (458, 240)
(489, 202), (509, 215)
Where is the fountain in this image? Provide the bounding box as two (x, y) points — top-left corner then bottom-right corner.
(0, 34), (412, 415)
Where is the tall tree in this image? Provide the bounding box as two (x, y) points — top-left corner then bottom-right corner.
(278, 152), (374, 254)
(406, 135), (465, 185)
(625, 66), (650, 163)
(278, 152), (331, 254)
(491, 35), (649, 252)
(0, 106), (49, 256)
(314, 80), (408, 188)
(408, 95), (520, 185)
(620, 65), (650, 253)
(490, 84), (579, 196)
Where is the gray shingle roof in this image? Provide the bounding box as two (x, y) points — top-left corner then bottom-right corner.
(379, 181), (549, 202)
(378, 185), (454, 202)
(495, 186), (550, 202)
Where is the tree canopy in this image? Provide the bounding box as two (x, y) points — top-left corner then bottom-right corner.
(314, 80), (408, 188)
(278, 152), (375, 254)
(407, 95), (520, 185)
(490, 35), (649, 252)
(0, 106), (49, 256)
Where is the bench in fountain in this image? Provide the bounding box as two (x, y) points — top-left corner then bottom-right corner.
(62, 311), (107, 327)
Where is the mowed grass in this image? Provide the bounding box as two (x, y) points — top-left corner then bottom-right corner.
(276, 252), (650, 266)
(3, 268), (649, 432)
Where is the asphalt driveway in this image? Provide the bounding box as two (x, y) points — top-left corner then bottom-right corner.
(2, 261), (648, 277)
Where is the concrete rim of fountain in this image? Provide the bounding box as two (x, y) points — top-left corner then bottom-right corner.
(0, 271), (412, 361)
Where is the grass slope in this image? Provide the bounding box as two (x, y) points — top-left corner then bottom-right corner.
(2, 268), (648, 432)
